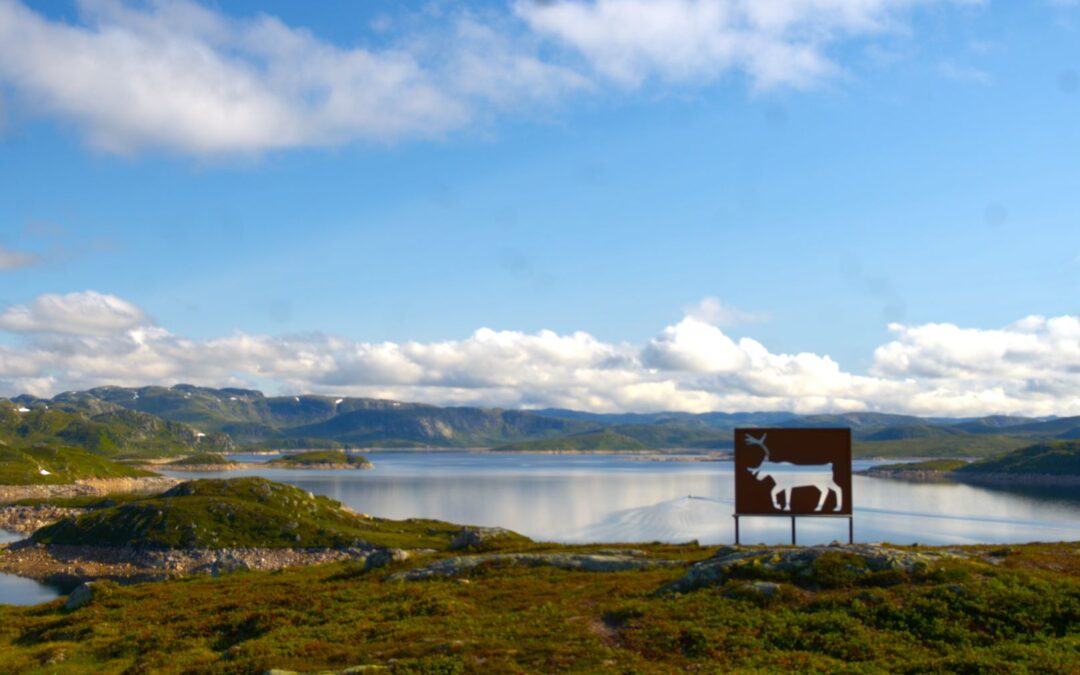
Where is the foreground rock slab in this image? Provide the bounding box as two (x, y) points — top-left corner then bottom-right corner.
(663, 543), (963, 594)
(0, 542), (383, 586)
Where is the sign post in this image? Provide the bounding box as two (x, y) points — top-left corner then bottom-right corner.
(732, 428), (852, 545)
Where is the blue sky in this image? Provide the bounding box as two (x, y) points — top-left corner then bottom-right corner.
(0, 0), (1078, 415)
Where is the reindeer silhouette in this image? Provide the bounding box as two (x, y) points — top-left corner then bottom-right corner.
(745, 433), (843, 512)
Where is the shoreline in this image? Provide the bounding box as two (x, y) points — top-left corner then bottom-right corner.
(0, 476), (180, 505)
(859, 468), (1080, 486)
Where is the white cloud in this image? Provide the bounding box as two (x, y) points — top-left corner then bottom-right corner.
(2, 291), (1079, 417)
(0, 0), (582, 154)
(0, 290), (148, 336)
(0, 245), (39, 270)
(0, 0), (976, 155)
(515, 0), (971, 89)
(685, 296), (768, 326)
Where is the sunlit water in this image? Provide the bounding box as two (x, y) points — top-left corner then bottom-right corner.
(158, 452), (1080, 547)
(4, 451), (1080, 606)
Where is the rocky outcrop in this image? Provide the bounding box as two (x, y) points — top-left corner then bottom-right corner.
(0, 504), (87, 534)
(0, 542), (389, 585)
(662, 543), (962, 594)
(64, 581), (113, 611)
(363, 548), (410, 571)
(448, 527), (521, 551)
(391, 553), (682, 581)
(0, 476), (179, 504)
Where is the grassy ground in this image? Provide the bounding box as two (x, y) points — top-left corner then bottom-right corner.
(0, 541), (1077, 673)
(0, 446), (155, 485)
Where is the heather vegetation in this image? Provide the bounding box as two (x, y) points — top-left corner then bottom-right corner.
(0, 540), (1076, 673)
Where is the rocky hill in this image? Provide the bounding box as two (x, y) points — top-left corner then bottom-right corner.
(31, 477), (458, 549)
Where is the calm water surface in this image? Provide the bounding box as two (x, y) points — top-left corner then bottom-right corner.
(0, 529), (63, 606)
(154, 452), (1080, 546)
(5, 452), (1080, 606)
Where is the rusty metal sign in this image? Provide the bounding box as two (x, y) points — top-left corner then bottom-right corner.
(734, 428), (852, 516)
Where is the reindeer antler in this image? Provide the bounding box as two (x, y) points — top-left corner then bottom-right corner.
(744, 433), (770, 459)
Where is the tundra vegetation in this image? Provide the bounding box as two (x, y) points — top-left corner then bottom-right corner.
(0, 532), (1077, 672)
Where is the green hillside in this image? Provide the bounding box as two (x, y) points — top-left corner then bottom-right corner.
(493, 430), (650, 452)
(12, 385), (1080, 455)
(853, 434), (1032, 459)
(0, 446), (155, 485)
(31, 477), (464, 549)
(0, 400), (232, 457)
(959, 440), (1080, 475)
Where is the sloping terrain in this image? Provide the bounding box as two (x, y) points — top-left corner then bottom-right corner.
(0, 400), (231, 457)
(9, 385), (1080, 456)
(959, 439), (1080, 475)
(31, 477), (462, 549)
(0, 446), (155, 485)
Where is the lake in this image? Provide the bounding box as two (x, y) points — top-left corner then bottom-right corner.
(0, 529), (66, 606)
(175, 452), (1080, 546)
(4, 451), (1080, 606)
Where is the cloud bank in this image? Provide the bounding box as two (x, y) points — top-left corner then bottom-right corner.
(0, 0), (973, 155)
(1, 290), (1077, 418)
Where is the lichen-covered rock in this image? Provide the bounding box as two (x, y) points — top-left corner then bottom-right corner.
(363, 548), (410, 571)
(391, 553), (682, 581)
(64, 580), (116, 611)
(448, 527), (519, 551)
(662, 543), (962, 594)
(721, 581), (787, 603)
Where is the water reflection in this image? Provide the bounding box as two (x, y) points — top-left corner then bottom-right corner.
(0, 529), (63, 606)
(155, 452), (1080, 546)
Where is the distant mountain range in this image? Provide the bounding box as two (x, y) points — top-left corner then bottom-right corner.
(7, 384), (1078, 458)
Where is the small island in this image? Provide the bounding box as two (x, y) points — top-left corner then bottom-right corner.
(160, 452), (241, 471)
(265, 450), (373, 470)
